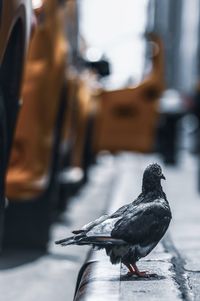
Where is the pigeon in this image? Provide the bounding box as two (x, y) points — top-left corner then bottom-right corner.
(55, 163), (172, 277)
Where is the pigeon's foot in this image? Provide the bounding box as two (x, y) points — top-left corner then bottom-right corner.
(123, 263), (137, 276)
(123, 263), (144, 277)
(132, 263), (157, 278)
(123, 262), (143, 274)
(126, 271), (136, 277)
(125, 269), (156, 278)
(136, 271), (158, 278)
(123, 262), (158, 278)
(134, 270), (150, 278)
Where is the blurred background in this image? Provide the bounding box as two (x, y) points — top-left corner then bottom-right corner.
(1, 0), (200, 300)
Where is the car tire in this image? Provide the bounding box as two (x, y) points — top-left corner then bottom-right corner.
(0, 87), (7, 248)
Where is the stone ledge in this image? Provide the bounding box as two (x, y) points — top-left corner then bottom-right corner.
(74, 244), (181, 301)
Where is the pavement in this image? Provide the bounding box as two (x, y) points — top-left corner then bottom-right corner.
(165, 153), (200, 301)
(0, 156), (115, 301)
(0, 152), (200, 300)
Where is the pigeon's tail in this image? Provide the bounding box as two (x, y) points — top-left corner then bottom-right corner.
(55, 233), (90, 246)
(55, 236), (76, 246)
(55, 235), (126, 248)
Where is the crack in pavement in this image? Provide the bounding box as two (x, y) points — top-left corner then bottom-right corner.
(162, 233), (194, 301)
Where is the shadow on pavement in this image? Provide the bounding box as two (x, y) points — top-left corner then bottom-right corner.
(0, 249), (46, 270)
(48, 252), (80, 262)
(120, 274), (166, 281)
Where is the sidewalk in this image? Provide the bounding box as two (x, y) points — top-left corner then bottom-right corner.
(165, 153), (200, 300)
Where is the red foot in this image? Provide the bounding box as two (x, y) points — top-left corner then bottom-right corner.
(126, 271), (136, 277)
(124, 263), (156, 278)
(135, 270), (150, 277)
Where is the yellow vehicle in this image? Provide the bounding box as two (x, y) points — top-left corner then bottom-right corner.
(0, 0), (32, 246)
(4, 0), (68, 249)
(93, 33), (164, 154)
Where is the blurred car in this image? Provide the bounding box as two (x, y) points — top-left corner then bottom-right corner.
(4, 0), (68, 249)
(56, 70), (97, 212)
(92, 33), (165, 154)
(0, 0), (32, 246)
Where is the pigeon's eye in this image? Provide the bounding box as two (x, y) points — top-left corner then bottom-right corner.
(157, 170), (162, 176)
(156, 167), (162, 176)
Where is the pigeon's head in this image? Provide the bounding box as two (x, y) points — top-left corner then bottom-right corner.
(142, 163), (165, 193)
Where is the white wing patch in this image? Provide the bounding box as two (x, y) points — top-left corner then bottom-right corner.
(87, 217), (121, 237)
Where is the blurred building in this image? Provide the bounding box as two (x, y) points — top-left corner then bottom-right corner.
(151, 0), (199, 93)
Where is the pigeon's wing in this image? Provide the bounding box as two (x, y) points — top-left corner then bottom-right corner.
(71, 215), (128, 247)
(57, 213), (127, 247)
(111, 201), (171, 245)
(78, 216), (127, 247)
(77, 201), (170, 247)
(72, 214), (110, 234)
(72, 202), (133, 234)
(57, 216), (127, 247)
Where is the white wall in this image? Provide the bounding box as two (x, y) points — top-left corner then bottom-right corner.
(79, 0), (149, 87)
(178, 0), (199, 92)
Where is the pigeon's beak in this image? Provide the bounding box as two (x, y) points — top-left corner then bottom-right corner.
(161, 174), (166, 180)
